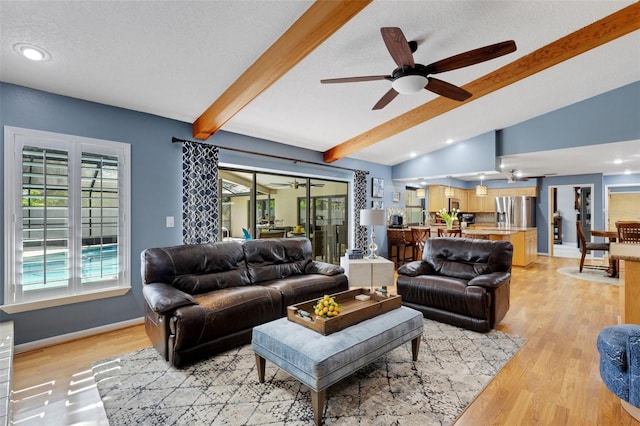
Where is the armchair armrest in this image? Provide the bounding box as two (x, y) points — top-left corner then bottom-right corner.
(305, 261), (344, 276)
(397, 261), (435, 277)
(468, 272), (511, 289)
(142, 282), (196, 314)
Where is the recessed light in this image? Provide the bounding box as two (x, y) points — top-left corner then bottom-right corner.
(13, 43), (51, 61)
(614, 159), (623, 164)
(446, 139), (453, 144)
(624, 169), (631, 175)
(410, 152), (417, 158)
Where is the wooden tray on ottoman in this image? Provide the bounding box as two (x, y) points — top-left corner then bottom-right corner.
(287, 288), (402, 335)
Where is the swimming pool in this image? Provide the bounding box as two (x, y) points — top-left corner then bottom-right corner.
(22, 245), (119, 288)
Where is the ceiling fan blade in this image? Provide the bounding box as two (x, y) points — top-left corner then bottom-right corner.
(425, 77), (472, 101)
(426, 40), (517, 74)
(320, 75), (391, 84)
(372, 88), (399, 110)
(381, 27), (415, 68)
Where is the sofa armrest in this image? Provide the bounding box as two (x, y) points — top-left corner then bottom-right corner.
(142, 282), (196, 314)
(468, 272), (511, 289)
(305, 261), (344, 276)
(628, 331), (640, 407)
(397, 261), (435, 277)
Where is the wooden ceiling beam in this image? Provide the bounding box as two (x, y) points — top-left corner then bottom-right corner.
(323, 2), (640, 163)
(192, 0), (372, 140)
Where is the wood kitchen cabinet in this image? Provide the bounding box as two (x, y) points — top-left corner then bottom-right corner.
(466, 187), (535, 213)
(428, 185), (466, 212)
(467, 188), (498, 213)
(428, 185), (445, 212)
(511, 229), (538, 267)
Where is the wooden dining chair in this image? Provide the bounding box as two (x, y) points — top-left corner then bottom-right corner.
(616, 221), (640, 244)
(576, 220), (609, 272)
(437, 228), (462, 238)
(411, 227), (430, 261)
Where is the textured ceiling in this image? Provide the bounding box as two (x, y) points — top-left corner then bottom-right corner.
(1, 1), (638, 181)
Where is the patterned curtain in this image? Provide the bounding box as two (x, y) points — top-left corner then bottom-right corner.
(353, 170), (368, 250)
(182, 142), (219, 244)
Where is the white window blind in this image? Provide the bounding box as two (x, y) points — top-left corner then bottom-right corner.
(3, 127), (131, 312)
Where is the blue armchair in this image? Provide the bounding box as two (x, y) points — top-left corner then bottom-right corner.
(597, 324), (640, 420)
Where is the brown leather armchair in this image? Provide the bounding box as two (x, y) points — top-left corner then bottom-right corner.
(396, 238), (513, 332)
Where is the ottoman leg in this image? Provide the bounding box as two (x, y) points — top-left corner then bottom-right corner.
(255, 354), (266, 383)
(310, 389), (326, 426)
(411, 336), (421, 361)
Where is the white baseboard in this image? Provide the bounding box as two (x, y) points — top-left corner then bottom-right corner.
(14, 317), (145, 354)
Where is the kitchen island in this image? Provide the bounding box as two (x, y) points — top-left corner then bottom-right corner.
(610, 243), (640, 324)
(463, 226), (537, 267)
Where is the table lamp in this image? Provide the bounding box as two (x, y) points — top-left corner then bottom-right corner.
(360, 208), (386, 259)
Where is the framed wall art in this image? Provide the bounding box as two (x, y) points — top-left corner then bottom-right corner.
(372, 200), (384, 210)
(392, 192), (400, 202)
(372, 177), (384, 198)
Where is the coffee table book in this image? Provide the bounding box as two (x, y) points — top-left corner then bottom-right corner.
(287, 288), (401, 335)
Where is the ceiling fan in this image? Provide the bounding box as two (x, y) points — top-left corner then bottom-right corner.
(269, 179), (324, 189)
(321, 27), (516, 110)
(506, 170), (555, 183)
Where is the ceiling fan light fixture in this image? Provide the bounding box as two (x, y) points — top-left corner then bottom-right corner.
(391, 74), (428, 94)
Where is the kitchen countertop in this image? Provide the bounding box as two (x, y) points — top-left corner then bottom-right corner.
(469, 224), (537, 232)
(610, 243), (640, 261)
(462, 229), (520, 236)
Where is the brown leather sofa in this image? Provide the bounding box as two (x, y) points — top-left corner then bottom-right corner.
(396, 237), (513, 332)
(141, 238), (348, 367)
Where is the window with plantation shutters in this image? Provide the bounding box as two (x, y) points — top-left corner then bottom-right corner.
(3, 127), (131, 313)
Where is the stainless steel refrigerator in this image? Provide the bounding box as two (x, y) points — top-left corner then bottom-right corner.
(495, 196), (537, 227)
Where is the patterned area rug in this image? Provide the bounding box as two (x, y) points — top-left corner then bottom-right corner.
(92, 319), (526, 425)
(557, 267), (619, 285)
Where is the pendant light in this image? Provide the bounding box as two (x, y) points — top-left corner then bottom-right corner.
(476, 174), (488, 197)
(444, 176), (455, 198)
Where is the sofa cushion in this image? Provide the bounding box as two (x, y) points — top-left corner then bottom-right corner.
(244, 238), (312, 284)
(141, 241), (251, 294)
(262, 273), (349, 313)
(172, 286), (283, 351)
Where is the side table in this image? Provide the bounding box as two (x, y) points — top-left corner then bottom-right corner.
(339, 256), (394, 291)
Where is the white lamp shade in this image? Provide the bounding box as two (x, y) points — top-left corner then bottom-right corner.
(476, 184), (488, 196)
(391, 75), (428, 94)
(444, 187), (456, 198)
(360, 208), (386, 226)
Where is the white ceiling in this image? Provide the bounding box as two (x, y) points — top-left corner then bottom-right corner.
(1, 1), (639, 182)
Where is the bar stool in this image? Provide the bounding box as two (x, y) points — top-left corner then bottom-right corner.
(437, 228), (462, 237)
(387, 229), (411, 267)
(411, 227), (430, 261)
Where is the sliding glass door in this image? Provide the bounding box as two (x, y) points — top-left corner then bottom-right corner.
(218, 169), (348, 264)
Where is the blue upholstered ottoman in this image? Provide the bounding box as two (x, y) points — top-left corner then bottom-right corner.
(252, 306), (423, 426)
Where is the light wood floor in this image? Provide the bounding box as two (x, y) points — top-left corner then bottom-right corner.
(11, 255), (637, 425)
